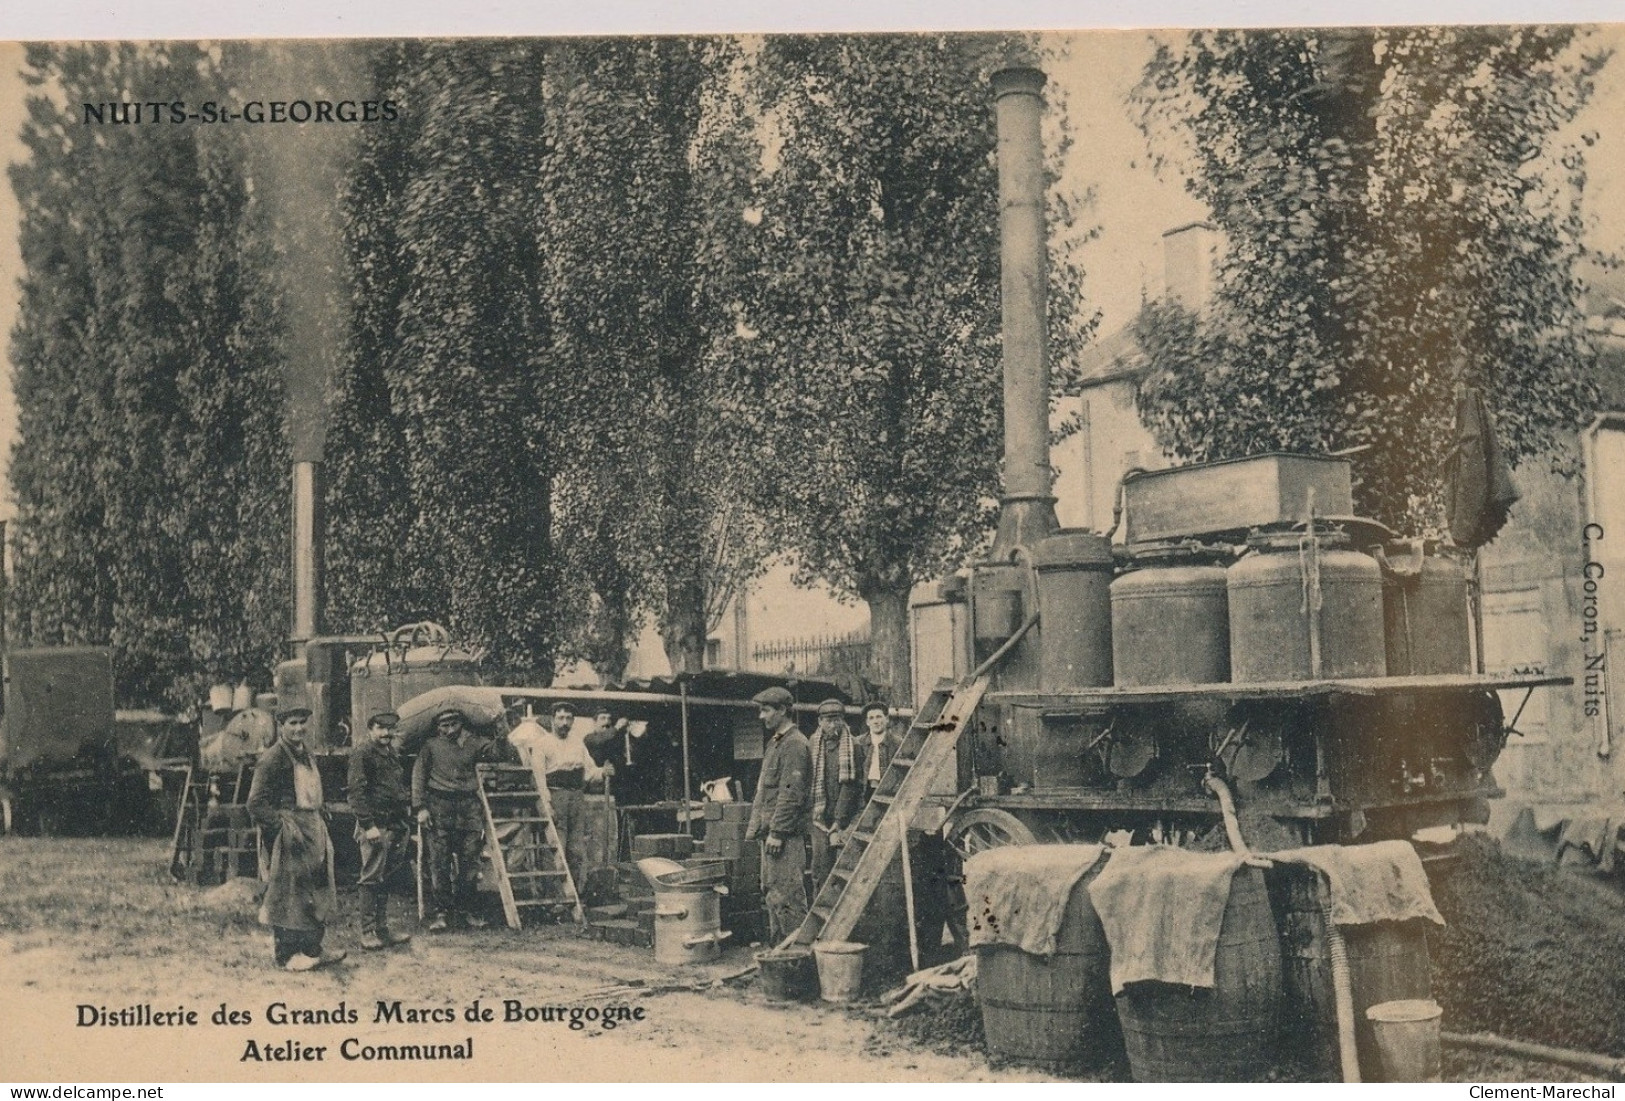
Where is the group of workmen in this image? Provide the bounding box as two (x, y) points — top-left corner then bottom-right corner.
(243, 687), (894, 970)
(745, 687), (898, 943)
(245, 700), (611, 972)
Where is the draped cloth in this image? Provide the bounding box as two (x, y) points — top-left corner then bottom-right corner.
(1444, 383), (1519, 549)
(258, 808), (336, 931)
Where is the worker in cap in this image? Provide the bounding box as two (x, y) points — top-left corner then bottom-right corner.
(348, 712), (412, 950)
(809, 700), (861, 886)
(751, 685), (795, 710)
(746, 686), (812, 941)
(248, 705), (345, 971)
(412, 702), (519, 931)
(533, 701), (612, 893)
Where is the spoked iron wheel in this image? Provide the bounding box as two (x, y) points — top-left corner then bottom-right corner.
(945, 807), (1039, 861)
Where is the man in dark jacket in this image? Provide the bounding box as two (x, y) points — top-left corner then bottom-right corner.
(745, 686), (812, 942)
(347, 711), (412, 950)
(247, 707), (345, 971)
(412, 708), (518, 931)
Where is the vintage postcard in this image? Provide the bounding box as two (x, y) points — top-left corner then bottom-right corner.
(2, 9), (1624, 1088)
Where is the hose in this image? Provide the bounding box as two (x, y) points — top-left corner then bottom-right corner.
(1204, 773), (1359, 1082)
(1325, 921), (1361, 1082)
(1442, 1031), (1625, 1080)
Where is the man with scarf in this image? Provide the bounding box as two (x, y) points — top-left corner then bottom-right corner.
(808, 699), (862, 886)
(248, 706), (345, 971)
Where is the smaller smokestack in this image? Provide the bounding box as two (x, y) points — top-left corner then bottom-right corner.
(1162, 221), (1217, 311)
(292, 460), (323, 645)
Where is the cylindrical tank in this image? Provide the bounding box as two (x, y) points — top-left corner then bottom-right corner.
(390, 645), (483, 713)
(273, 658), (307, 715)
(1380, 543), (1471, 677)
(1115, 865), (1283, 1082)
(1032, 529), (1115, 691)
(1111, 545), (1231, 686)
(1227, 532), (1386, 682)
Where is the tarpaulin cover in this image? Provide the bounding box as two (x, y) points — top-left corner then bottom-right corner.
(1088, 846), (1245, 994)
(1269, 840), (1445, 927)
(962, 844), (1105, 956)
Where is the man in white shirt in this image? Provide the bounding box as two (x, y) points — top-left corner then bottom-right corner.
(534, 702), (613, 890)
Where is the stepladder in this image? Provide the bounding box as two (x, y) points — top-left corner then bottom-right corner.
(475, 763), (585, 929)
(784, 674), (990, 949)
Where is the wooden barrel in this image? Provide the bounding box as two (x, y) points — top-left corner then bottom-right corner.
(977, 868), (1122, 1069)
(1269, 865), (1433, 1080)
(1115, 865), (1282, 1082)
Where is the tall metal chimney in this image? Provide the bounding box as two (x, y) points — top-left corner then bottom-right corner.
(990, 64), (1059, 556)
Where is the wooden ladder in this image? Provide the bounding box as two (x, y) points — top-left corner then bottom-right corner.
(475, 763), (585, 929)
(784, 674), (990, 948)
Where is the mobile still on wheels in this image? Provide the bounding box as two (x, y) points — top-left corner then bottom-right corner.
(2, 13), (1624, 1091)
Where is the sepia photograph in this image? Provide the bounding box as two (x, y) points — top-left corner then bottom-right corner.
(1, 7), (1624, 1086)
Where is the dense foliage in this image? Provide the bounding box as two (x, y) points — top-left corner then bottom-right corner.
(1133, 27), (1606, 532)
(718, 35), (1094, 697)
(8, 43), (289, 708)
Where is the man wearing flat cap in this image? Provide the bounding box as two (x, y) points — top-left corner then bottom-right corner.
(809, 699), (862, 887)
(347, 712), (412, 950)
(745, 686), (812, 941)
(412, 708), (518, 931)
(531, 702), (613, 891)
(248, 706), (345, 971)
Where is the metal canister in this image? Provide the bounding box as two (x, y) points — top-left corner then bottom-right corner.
(1379, 542), (1472, 676)
(349, 648), (398, 737)
(651, 885), (728, 966)
(1111, 544), (1231, 686)
(1227, 530), (1386, 682)
(1031, 529), (1116, 692)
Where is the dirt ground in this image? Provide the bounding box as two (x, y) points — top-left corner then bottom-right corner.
(0, 835), (1613, 1084)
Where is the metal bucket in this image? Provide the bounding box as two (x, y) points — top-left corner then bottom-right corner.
(813, 941), (867, 1003)
(1365, 999), (1443, 1082)
(756, 947), (817, 1002)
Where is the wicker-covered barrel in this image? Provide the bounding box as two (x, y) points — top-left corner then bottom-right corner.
(1115, 865), (1282, 1082)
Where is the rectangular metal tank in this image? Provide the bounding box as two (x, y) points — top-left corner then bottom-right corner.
(1122, 453), (1354, 544)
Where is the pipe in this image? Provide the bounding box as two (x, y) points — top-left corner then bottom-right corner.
(679, 680), (693, 836)
(1443, 1031), (1625, 1080)
(989, 64), (1058, 556)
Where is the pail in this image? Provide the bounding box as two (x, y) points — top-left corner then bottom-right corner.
(813, 941), (867, 1003)
(1365, 999), (1443, 1082)
(1115, 865), (1282, 1082)
(756, 947), (817, 1002)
